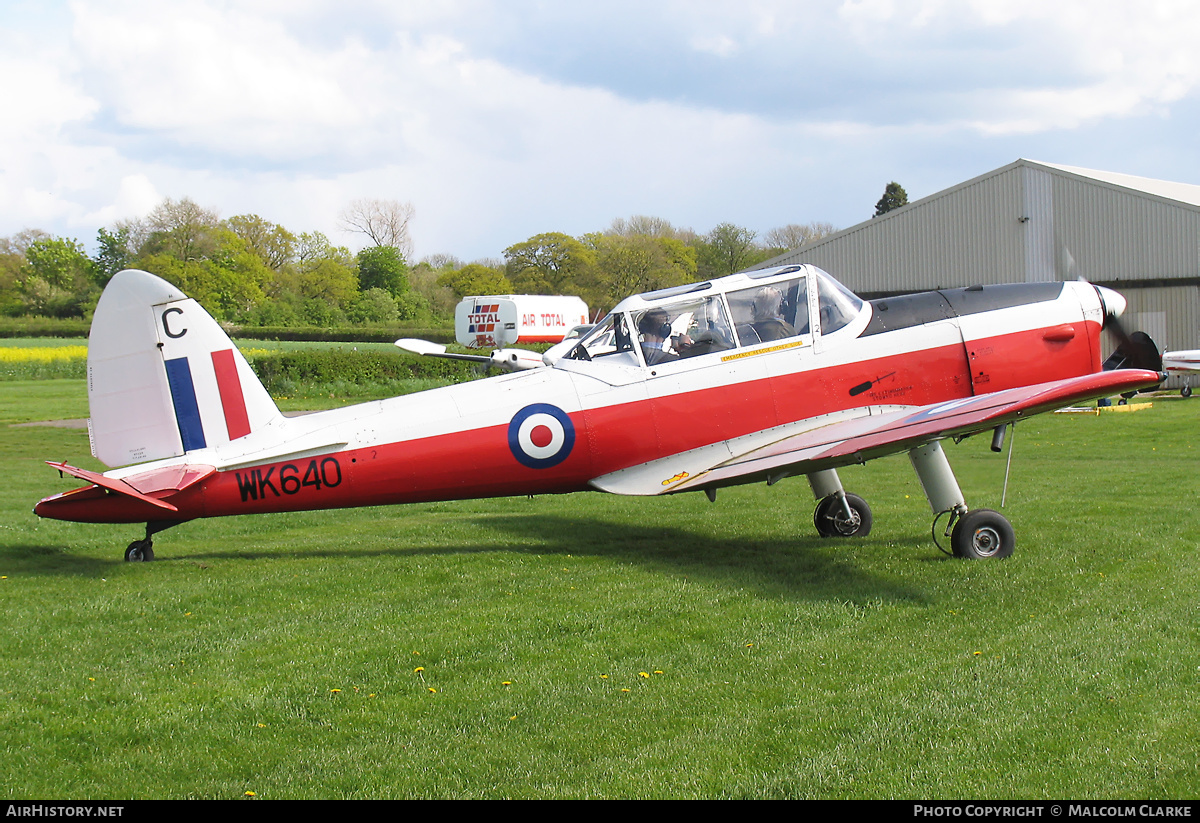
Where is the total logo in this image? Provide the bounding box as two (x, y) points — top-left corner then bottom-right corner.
(508, 404), (575, 469)
(468, 303), (501, 334)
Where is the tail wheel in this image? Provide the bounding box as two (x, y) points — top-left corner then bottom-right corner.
(950, 509), (1014, 559)
(814, 493), (873, 538)
(124, 540), (154, 562)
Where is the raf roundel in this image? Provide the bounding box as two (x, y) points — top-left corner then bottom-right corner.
(508, 403), (576, 469)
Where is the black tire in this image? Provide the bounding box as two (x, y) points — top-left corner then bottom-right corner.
(1182, 385), (1192, 398)
(950, 509), (1014, 559)
(124, 540), (154, 562)
(814, 493), (873, 538)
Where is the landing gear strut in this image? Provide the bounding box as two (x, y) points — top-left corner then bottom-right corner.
(122, 520), (183, 562)
(910, 440), (1015, 559)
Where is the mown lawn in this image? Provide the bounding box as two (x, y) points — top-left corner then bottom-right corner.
(1, 381), (1197, 798)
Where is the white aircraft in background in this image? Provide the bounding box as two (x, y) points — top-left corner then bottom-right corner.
(1162, 349), (1199, 397)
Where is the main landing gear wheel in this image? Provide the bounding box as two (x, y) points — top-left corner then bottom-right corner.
(814, 493), (873, 537)
(950, 509), (1014, 559)
(1183, 385), (1192, 398)
(124, 540), (154, 562)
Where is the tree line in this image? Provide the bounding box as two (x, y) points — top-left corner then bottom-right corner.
(0, 196), (849, 327)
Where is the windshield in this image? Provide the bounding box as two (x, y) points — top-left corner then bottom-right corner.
(567, 312), (635, 361)
(815, 268), (863, 334)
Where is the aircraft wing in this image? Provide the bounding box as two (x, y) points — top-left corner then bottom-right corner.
(590, 369), (1163, 496)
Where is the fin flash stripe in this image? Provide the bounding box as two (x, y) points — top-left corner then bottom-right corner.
(212, 349), (251, 439)
(164, 357), (206, 452)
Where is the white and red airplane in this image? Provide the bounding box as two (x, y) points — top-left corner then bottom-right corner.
(1162, 349), (1199, 397)
(35, 265), (1162, 562)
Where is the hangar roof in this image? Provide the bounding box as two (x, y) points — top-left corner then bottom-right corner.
(758, 158), (1200, 293)
(1025, 160), (1200, 210)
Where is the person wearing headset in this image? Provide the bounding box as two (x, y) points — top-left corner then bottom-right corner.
(637, 308), (693, 365)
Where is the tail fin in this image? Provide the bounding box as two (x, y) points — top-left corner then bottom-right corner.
(87, 269), (282, 467)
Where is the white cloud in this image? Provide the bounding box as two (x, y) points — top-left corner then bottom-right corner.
(70, 1), (368, 161)
(3, 0), (1200, 258)
(690, 34), (739, 58)
(833, 0), (1200, 134)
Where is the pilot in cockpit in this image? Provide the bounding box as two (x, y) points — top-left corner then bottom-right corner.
(638, 308), (692, 365)
(751, 287), (796, 342)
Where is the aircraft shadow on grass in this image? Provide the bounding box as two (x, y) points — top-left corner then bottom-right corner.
(14, 511), (932, 605)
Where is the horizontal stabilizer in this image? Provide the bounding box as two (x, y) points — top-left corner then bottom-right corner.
(45, 461), (217, 512)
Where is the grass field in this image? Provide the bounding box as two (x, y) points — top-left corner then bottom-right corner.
(2, 380), (1198, 799)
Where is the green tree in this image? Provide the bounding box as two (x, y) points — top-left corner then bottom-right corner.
(408, 259), (459, 319)
(138, 230), (271, 323)
(356, 245), (410, 298)
(93, 226), (134, 284)
(225, 214), (296, 270)
(295, 231), (354, 270)
(345, 287), (399, 325)
(20, 236), (99, 317)
(585, 232), (697, 307)
(503, 232), (596, 295)
(874, 182), (909, 217)
(695, 223), (763, 279)
(437, 262), (513, 299)
(138, 197), (221, 260)
(297, 257), (359, 305)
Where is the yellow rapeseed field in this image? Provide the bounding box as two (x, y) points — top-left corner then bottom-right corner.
(0, 345), (88, 363)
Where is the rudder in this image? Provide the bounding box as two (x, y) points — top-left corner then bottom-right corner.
(87, 269), (281, 467)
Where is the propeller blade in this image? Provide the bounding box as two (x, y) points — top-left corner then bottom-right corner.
(1091, 284), (1163, 381)
(395, 339), (546, 371)
(395, 338), (492, 364)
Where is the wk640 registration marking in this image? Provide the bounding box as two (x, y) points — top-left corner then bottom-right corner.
(235, 458), (342, 502)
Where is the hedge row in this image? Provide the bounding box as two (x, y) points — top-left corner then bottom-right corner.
(0, 317), (455, 344)
(230, 326), (456, 344)
(247, 349), (478, 395)
(0, 318), (90, 338)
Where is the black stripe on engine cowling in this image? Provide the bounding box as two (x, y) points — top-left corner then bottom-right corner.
(859, 282), (1066, 337)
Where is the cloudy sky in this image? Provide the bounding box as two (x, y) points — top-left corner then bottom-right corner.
(4, 0), (1200, 262)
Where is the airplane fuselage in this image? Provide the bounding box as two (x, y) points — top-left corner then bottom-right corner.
(36, 271), (1111, 526)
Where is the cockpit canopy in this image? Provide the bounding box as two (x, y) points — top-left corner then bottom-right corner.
(560, 265), (865, 368)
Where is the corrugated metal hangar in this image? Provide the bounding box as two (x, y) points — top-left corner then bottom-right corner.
(761, 158), (1200, 389)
